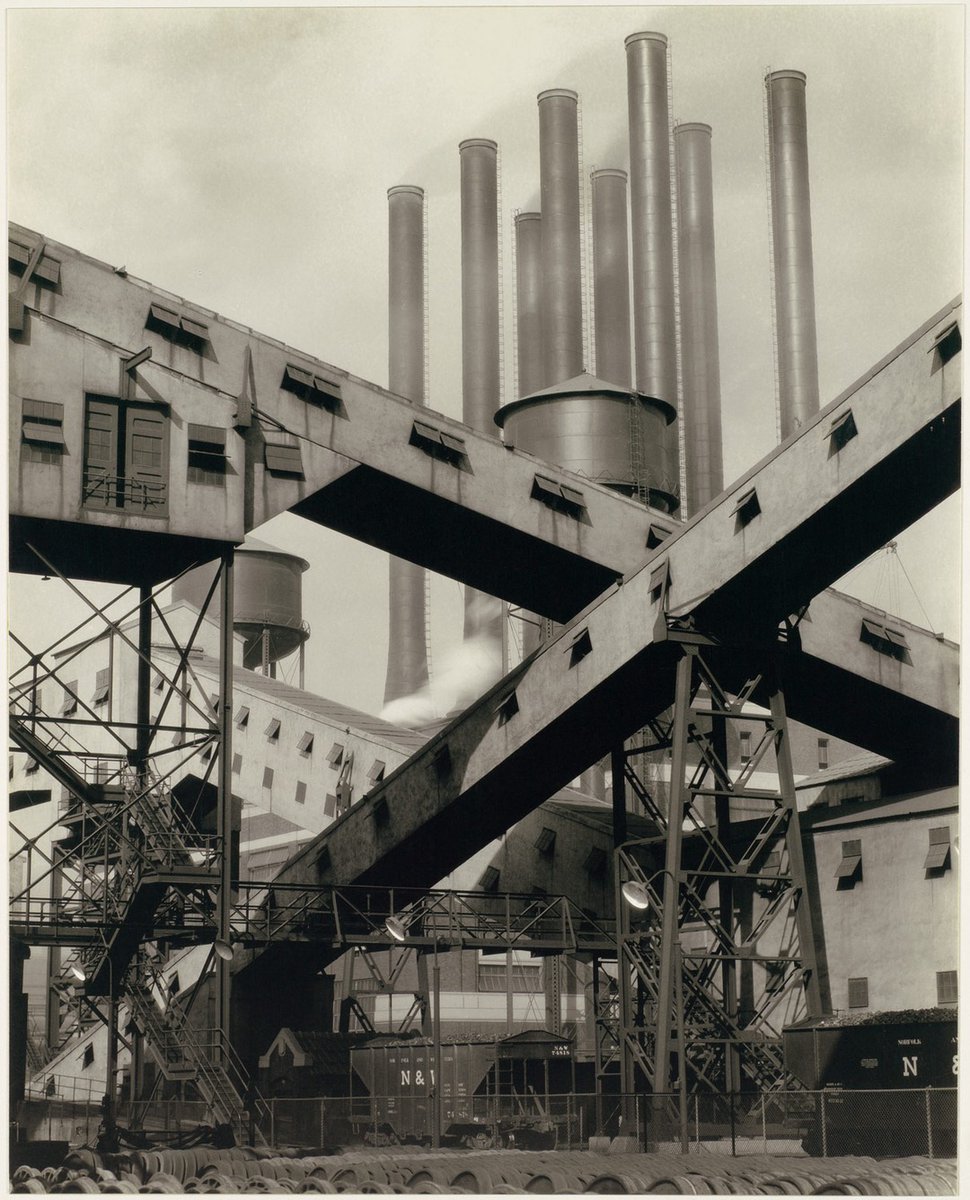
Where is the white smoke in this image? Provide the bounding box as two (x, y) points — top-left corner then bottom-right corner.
(380, 633), (504, 728)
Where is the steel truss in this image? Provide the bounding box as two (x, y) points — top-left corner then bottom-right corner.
(8, 547), (247, 1137)
(614, 624), (822, 1102)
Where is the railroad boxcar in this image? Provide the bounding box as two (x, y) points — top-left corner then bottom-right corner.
(350, 1029), (575, 1148)
(783, 1008), (957, 1156)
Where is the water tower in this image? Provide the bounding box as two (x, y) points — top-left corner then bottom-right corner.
(173, 537), (310, 684)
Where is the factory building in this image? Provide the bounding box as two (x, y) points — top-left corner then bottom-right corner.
(7, 19), (959, 1168)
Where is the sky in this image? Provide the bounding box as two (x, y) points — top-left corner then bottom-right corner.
(5, 3), (964, 718)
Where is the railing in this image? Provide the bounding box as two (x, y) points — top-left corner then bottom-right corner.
(24, 1073), (107, 1103)
(225, 883), (617, 954)
(254, 1089), (958, 1159)
(82, 471), (167, 512)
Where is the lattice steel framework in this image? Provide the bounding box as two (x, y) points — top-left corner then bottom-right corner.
(613, 625), (822, 1100)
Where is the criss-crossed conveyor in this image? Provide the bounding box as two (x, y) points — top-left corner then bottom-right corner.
(265, 301), (959, 906)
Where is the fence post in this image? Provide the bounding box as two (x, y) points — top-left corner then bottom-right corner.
(925, 1088), (933, 1159)
(761, 1091), (767, 1156)
(820, 1091), (827, 1158)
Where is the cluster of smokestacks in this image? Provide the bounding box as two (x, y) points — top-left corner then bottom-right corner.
(383, 35), (819, 714)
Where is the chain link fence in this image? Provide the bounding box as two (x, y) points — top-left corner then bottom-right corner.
(14, 1088), (957, 1160)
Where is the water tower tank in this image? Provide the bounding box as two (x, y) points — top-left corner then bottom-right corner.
(494, 372), (679, 514)
(173, 537), (310, 673)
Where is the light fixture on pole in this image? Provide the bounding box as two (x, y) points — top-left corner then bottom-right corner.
(213, 938), (235, 962)
(384, 914), (410, 942)
(620, 879), (652, 910)
(68, 964), (87, 983)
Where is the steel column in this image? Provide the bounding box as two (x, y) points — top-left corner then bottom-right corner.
(216, 549), (235, 1058)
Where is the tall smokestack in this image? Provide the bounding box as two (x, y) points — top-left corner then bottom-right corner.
(674, 123), (724, 516)
(515, 212), (543, 399)
(538, 88), (584, 387)
(766, 69), (820, 439)
(591, 168), (632, 388)
(384, 185), (429, 706)
(459, 138), (504, 648)
(625, 32), (680, 507)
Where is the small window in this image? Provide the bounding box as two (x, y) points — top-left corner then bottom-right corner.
(860, 618), (910, 662)
(152, 673), (165, 694)
(836, 839), (862, 887)
(336, 780), (353, 811)
(327, 742), (344, 768)
(409, 419), (468, 467)
(24, 756), (39, 774)
(200, 743), (215, 763)
(479, 866), (500, 893)
(234, 706), (250, 729)
(847, 977), (869, 1009)
(431, 745), (451, 779)
(281, 363), (342, 410)
(61, 682), (79, 717)
(146, 302), (210, 350)
(567, 628), (592, 668)
(924, 826), (951, 874)
(231, 752), (242, 775)
(22, 399), (66, 464)
(534, 827), (556, 855)
(9, 239), (61, 286)
(584, 847), (608, 876)
(324, 793), (338, 817)
(739, 731), (752, 766)
(646, 523), (672, 550)
(295, 781), (307, 806)
(496, 691), (519, 726)
(81, 1045), (95, 1069)
(731, 487), (761, 529)
(265, 718), (281, 743)
(367, 759), (386, 784)
(264, 435), (305, 478)
(262, 766), (274, 790)
(931, 321), (961, 367)
(828, 409), (858, 452)
(936, 970), (958, 1005)
(297, 731), (314, 755)
(649, 560), (671, 603)
(168, 972), (181, 996)
(531, 474), (587, 520)
(92, 668), (110, 707)
(372, 796), (390, 827)
(187, 424), (227, 486)
(817, 738), (829, 771)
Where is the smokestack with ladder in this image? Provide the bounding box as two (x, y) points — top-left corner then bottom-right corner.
(538, 88), (584, 387)
(766, 69), (820, 439)
(515, 212), (544, 400)
(459, 137), (505, 649)
(591, 168), (633, 389)
(625, 32), (680, 509)
(674, 122), (724, 516)
(384, 185), (430, 706)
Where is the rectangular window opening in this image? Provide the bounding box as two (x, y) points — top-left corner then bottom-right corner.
(534, 827), (556, 855)
(295, 781), (308, 806)
(281, 363), (343, 411)
(297, 731), (314, 755)
(836, 838), (863, 887)
(9, 239), (61, 287)
(326, 742), (344, 768)
(146, 302), (210, 351)
(649, 560), (671, 603)
(829, 409), (858, 452)
(847, 977), (869, 1009)
(409, 419), (468, 468)
(265, 719), (281, 743)
(367, 759), (386, 784)
(567, 628), (592, 668)
(22, 400), (66, 464)
(646, 523), (672, 550)
(817, 738), (829, 771)
(372, 796), (390, 827)
(765, 961), (786, 993)
(496, 691), (519, 726)
(860, 618), (911, 662)
(61, 682), (79, 717)
(936, 970), (958, 1005)
(584, 847), (608, 876)
(739, 731), (752, 766)
(931, 321), (961, 367)
(187, 423), (228, 486)
(83, 397), (169, 515)
(732, 487), (761, 529)
(924, 826), (952, 873)
(234, 706), (250, 729)
(264, 436), (305, 479)
(92, 668), (110, 707)
(262, 766), (274, 790)
(531, 473), (587, 520)
(479, 866), (500, 893)
(231, 752), (242, 775)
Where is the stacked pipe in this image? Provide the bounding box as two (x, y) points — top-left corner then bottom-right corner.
(383, 185), (430, 707)
(514, 211), (543, 400)
(766, 69), (820, 439)
(625, 31), (680, 507)
(590, 168), (632, 389)
(459, 139), (505, 649)
(675, 122), (724, 516)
